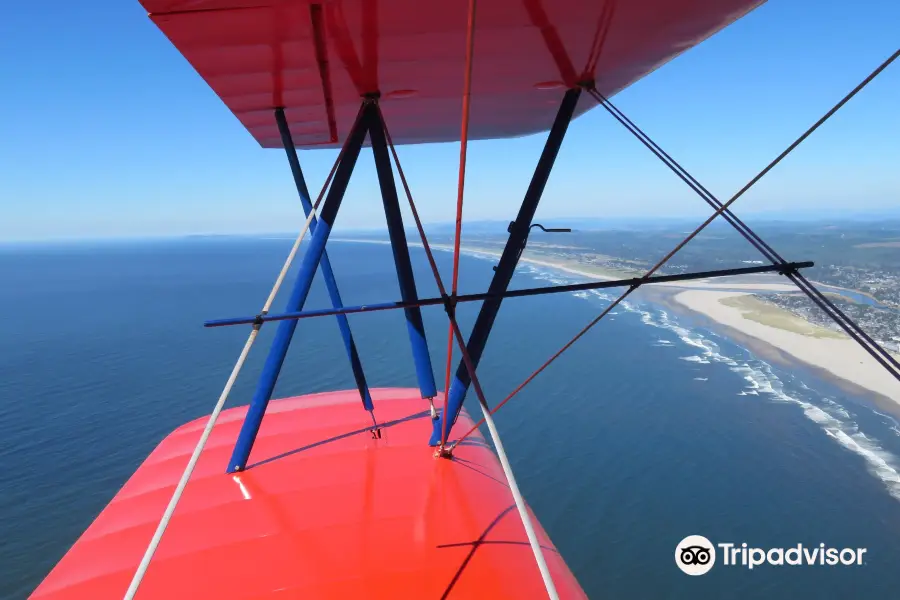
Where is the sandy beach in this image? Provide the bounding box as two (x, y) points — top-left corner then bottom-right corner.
(675, 290), (900, 405)
(431, 243), (634, 281)
(424, 242), (798, 292)
(487, 244), (900, 406)
(334, 238), (636, 281)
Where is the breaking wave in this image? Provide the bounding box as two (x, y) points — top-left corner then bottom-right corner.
(625, 291), (900, 502)
(505, 253), (900, 503)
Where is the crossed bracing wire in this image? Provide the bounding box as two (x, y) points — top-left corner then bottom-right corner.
(450, 48), (900, 445)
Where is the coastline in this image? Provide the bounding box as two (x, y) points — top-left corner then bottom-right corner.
(333, 238), (793, 290)
(333, 237), (900, 412)
(672, 290), (900, 409)
(331, 238), (636, 280)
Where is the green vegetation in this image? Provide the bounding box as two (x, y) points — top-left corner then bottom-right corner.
(721, 295), (844, 339)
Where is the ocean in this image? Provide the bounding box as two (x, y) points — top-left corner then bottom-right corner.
(2, 237), (900, 599)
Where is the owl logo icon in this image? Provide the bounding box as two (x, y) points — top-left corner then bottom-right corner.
(676, 535), (716, 575)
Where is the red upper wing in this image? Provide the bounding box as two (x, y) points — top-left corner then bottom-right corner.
(141, 0), (764, 147)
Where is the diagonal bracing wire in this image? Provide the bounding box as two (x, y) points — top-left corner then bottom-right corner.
(586, 48), (900, 380)
(377, 104), (560, 600)
(586, 84), (900, 378)
(122, 106), (366, 600)
(454, 48), (900, 446)
(441, 0), (480, 447)
(381, 1), (559, 591)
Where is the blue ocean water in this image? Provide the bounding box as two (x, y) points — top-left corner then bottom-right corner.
(2, 237), (900, 599)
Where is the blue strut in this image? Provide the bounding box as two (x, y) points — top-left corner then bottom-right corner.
(368, 107), (438, 399)
(274, 107), (373, 412)
(228, 102), (372, 472)
(430, 88), (582, 446)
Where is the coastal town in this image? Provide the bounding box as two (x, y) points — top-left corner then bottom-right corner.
(447, 218), (900, 367)
(551, 244), (900, 354)
(550, 223), (900, 351)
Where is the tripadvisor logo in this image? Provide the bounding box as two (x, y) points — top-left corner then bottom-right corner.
(675, 535), (716, 575)
(675, 535), (867, 575)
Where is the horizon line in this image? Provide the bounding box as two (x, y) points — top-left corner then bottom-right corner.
(3, 211), (900, 245)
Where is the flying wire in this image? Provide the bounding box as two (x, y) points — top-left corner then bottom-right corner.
(441, 0), (480, 447)
(454, 48), (900, 445)
(122, 105), (365, 600)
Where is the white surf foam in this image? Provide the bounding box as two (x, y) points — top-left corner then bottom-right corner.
(531, 268), (900, 503)
(622, 301), (900, 502)
(680, 355), (711, 364)
(418, 241), (900, 503)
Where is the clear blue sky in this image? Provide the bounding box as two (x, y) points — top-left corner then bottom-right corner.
(1, 1), (898, 240)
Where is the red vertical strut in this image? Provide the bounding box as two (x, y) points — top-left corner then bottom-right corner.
(441, 0), (478, 448)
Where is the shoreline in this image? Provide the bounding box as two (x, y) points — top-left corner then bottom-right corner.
(332, 237), (636, 280)
(672, 290), (900, 412)
(333, 237), (900, 413)
(655, 289), (900, 417)
(333, 238), (794, 290)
